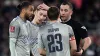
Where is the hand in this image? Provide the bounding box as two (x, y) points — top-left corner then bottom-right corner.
(74, 49), (83, 56)
(37, 3), (50, 10)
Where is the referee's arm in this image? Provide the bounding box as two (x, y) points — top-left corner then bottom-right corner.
(79, 26), (91, 51)
(81, 36), (91, 51)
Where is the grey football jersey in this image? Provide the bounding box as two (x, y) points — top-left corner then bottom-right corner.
(9, 16), (38, 56)
(31, 23), (41, 56)
(38, 22), (74, 56)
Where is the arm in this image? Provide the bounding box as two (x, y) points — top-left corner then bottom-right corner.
(82, 37), (91, 51)
(9, 21), (19, 56)
(37, 32), (46, 56)
(68, 26), (77, 56)
(70, 36), (77, 56)
(9, 38), (17, 56)
(75, 26), (91, 55)
(79, 26), (91, 51)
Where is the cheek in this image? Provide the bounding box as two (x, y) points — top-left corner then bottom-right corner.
(60, 11), (63, 14)
(41, 16), (44, 19)
(26, 13), (30, 16)
(27, 10), (32, 15)
(26, 12), (30, 16)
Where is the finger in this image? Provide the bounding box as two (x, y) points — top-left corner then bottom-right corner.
(37, 4), (43, 9)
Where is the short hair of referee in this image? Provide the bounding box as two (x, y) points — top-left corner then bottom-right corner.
(61, 1), (73, 10)
(47, 6), (60, 20)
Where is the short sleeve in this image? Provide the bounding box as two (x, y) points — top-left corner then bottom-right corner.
(68, 26), (75, 38)
(78, 26), (88, 39)
(9, 21), (19, 38)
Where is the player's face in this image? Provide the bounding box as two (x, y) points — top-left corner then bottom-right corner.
(60, 4), (72, 21)
(25, 5), (34, 21)
(37, 10), (47, 23)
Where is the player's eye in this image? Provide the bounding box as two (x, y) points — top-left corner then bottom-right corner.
(39, 13), (43, 16)
(64, 9), (68, 12)
(60, 9), (63, 11)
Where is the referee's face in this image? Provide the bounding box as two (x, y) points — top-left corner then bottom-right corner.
(60, 4), (72, 21)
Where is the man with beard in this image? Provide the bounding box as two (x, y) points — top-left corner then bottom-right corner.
(9, 1), (35, 56)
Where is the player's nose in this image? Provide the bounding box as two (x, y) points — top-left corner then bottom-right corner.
(61, 12), (65, 16)
(61, 13), (65, 16)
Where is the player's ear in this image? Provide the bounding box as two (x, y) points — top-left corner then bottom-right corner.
(34, 9), (39, 16)
(58, 14), (60, 18)
(21, 8), (26, 13)
(70, 10), (73, 16)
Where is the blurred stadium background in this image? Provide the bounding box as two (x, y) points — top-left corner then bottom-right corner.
(0, 0), (100, 56)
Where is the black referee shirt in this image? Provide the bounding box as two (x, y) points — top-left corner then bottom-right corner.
(61, 19), (88, 51)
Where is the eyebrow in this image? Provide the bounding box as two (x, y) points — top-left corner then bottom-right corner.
(37, 8), (47, 11)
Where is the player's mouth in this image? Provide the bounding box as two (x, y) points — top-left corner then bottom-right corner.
(61, 16), (65, 18)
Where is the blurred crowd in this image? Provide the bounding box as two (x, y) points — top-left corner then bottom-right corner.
(0, 0), (100, 56)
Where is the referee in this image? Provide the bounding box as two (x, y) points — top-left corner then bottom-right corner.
(60, 1), (91, 56)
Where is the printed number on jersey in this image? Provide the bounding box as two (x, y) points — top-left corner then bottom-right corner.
(47, 33), (63, 53)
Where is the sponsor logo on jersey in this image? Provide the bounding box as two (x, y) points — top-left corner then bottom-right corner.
(81, 26), (87, 31)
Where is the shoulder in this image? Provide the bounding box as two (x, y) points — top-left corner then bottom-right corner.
(10, 17), (19, 26)
(60, 22), (72, 28)
(69, 19), (86, 28)
(74, 20), (87, 30)
(72, 20), (87, 31)
(72, 20), (83, 27)
(9, 17), (20, 26)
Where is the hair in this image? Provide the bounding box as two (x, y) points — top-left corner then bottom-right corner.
(61, 1), (73, 10)
(17, 1), (32, 12)
(47, 6), (60, 20)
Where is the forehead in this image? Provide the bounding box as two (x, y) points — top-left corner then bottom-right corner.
(60, 5), (70, 9)
(38, 10), (47, 15)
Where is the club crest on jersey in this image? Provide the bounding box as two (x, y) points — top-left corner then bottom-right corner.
(10, 26), (15, 32)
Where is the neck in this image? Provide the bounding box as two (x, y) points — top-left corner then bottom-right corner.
(32, 17), (41, 25)
(19, 13), (26, 22)
(49, 20), (57, 23)
(32, 19), (37, 24)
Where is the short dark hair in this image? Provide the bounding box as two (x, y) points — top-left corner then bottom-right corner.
(17, 1), (31, 12)
(61, 1), (73, 10)
(47, 7), (60, 20)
